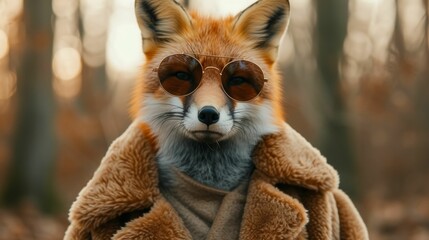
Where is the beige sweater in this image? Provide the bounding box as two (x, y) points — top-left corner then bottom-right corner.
(64, 121), (369, 239)
(161, 170), (248, 240)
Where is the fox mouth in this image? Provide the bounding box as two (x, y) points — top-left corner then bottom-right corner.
(191, 130), (223, 142)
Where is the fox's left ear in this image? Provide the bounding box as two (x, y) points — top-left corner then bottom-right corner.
(233, 0), (290, 61)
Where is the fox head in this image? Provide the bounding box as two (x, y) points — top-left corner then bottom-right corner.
(132, 0), (290, 141)
(132, 0), (290, 189)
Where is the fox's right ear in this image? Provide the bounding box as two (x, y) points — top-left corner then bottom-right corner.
(135, 0), (192, 54)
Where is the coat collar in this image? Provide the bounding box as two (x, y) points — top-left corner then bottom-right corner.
(252, 123), (339, 192)
(67, 121), (339, 239)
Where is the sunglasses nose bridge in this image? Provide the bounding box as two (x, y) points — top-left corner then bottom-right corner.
(201, 65), (230, 99)
(203, 66), (221, 73)
(200, 66), (223, 85)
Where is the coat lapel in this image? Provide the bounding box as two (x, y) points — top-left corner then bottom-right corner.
(112, 198), (192, 240)
(239, 172), (308, 239)
(239, 123), (340, 239)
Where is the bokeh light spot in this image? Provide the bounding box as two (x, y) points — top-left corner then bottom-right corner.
(0, 30), (9, 60)
(52, 47), (82, 82)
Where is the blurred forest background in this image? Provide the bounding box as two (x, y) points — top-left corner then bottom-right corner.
(0, 0), (428, 239)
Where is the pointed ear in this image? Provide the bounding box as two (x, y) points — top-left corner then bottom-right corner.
(135, 0), (192, 54)
(233, 0), (290, 61)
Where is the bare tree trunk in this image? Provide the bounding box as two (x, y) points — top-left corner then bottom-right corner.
(315, 0), (357, 196)
(2, 0), (57, 213)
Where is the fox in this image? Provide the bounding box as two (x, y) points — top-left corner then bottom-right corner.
(65, 0), (369, 238)
(131, 0), (289, 191)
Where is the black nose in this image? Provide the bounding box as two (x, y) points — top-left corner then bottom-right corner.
(198, 106), (220, 126)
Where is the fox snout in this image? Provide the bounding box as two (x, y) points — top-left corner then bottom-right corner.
(198, 106), (220, 126)
(183, 82), (233, 143)
(191, 104), (225, 142)
(192, 77), (226, 122)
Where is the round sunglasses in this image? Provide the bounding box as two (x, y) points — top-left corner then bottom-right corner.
(152, 54), (267, 102)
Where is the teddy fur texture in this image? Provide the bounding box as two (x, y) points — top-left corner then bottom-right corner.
(64, 121), (368, 239)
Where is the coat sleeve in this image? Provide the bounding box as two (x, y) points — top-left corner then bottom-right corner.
(333, 189), (369, 240)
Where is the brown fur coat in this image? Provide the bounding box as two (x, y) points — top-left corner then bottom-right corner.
(64, 122), (368, 239)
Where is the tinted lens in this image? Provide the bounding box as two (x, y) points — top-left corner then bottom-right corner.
(221, 60), (265, 101)
(158, 54), (202, 96)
